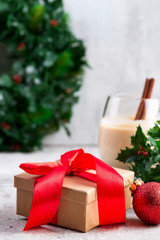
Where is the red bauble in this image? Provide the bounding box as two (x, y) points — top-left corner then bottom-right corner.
(133, 182), (160, 225)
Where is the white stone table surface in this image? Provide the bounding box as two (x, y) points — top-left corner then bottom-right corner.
(0, 146), (160, 240)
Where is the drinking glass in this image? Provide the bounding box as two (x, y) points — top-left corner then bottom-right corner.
(98, 93), (160, 169)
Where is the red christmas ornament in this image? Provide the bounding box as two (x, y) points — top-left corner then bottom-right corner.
(132, 180), (160, 225)
(1, 122), (11, 130)
(17, 42), (26, 51)
(50, 19), (59, 26)
(13, 74), (22, 85)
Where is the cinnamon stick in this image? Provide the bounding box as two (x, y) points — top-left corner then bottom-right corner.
(138, 100), (146, 120)
(142, 78), (149, 98)
(135, 78), (155, 120)
(146, 78), (155, 98)
(135, 100), (145, 120)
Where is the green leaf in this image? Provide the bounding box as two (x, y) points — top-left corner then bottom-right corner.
(116, 147), (138, 163)
(12, 62), (23, 74)
(148, 122), (160, 139)
(43, 51), (57, 67)
(63, 125), (71, 136)
(141, 170), (153, 182)
(0, 137), (3, 145)
(131, 125), (147, 149)
(155, 140), (160, 152)
(0, 74), (13, 88)
(28, 4), (45, 31)
(16, 86), (36, 112)
(148, 135), (156, 146)
(27, 108), (53, 126)
(0, 2), (9, 12)
(51, 51), (73, 78)
(148, 123), (160, 153)
(126, 155), (139, 163)
(0, 89), (14, 107)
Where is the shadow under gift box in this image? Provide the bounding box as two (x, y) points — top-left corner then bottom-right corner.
(14, 167), (134, 232)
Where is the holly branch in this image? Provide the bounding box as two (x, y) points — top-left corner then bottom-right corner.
(116, 123), (160, 182)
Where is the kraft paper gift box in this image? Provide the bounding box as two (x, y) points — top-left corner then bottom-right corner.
(14, 167), (134, 232)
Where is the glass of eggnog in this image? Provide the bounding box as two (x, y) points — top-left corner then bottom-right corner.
(98, 93), (159, 169)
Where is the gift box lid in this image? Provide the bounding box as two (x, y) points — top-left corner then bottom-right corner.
(14, 166), (134, 205)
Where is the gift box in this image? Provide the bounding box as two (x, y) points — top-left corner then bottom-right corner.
(14, 166), (134, 232)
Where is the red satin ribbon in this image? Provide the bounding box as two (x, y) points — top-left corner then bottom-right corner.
(19, 149), (126, 231)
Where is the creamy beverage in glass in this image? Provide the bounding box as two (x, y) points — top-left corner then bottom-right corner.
(98, 94), (159, 169)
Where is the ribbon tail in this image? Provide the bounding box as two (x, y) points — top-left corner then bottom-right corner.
(24, 165), (66, 231)
(95, 156), (126, 225)
(75, 153), (126, 225)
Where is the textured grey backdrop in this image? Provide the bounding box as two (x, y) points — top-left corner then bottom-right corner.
(45, 0), (160, 145)
(1, 0), (160, 145)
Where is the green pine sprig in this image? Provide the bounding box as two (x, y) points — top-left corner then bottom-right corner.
(0, 0), (87, 152)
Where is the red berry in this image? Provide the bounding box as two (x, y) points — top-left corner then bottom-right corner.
(1, 122), (7, 128)
(138, 151), (142, 155)
(1, 122), (11, 130)
(17, 42), (26, 51)
(67, 88), (72, 94)
(143, 152), (148, 157)
(6, 124), (11, 130)
(12, 143), (20, 151)
(50, 19), (58, 26)
(13, 74), (22, 84)
(140, 146), (145, 151)
(62, 119), (68, 123)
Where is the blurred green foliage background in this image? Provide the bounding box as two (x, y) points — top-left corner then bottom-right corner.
(0, 0), (87, 152)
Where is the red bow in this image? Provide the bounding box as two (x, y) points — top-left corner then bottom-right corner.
(20, 149), (126, 230)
